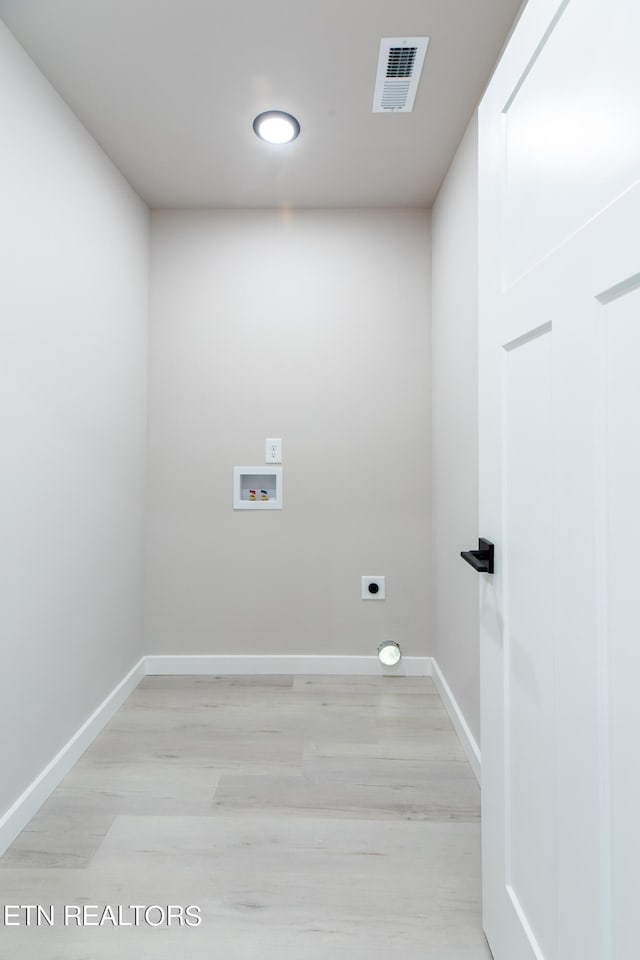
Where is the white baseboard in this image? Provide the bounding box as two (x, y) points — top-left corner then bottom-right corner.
(145, 654), (432, 677)
(430, 657), (481, 783)
(0, 656), (146, 858)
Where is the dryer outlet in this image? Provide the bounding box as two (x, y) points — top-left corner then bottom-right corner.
(362, 576), (386, 600)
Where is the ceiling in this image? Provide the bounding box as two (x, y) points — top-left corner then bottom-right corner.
(0, 0), (524, 209)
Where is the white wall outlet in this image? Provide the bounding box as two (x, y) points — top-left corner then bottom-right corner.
(362, 576), (385, 600)
(265, 438), (282, 463)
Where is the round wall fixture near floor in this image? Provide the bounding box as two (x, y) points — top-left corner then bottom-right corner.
(378, 640), (401, 667)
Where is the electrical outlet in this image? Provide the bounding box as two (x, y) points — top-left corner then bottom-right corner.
(362, 576), (385, 600)
(265, 438), (282, 463)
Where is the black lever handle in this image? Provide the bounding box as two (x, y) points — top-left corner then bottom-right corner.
(460, 538), (494, 574)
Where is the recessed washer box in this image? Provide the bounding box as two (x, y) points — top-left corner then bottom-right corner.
(233, 466), (283, 509)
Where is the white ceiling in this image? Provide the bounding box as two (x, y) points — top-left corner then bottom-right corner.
(0, 0), (523, 209)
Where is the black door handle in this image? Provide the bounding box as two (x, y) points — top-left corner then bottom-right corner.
(461, 538), (494, 574)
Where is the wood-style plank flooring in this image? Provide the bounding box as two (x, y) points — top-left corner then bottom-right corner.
(0, 675), (492, 958)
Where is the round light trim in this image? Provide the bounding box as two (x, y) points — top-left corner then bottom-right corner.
(378, 641), (402, 667)
(253, 110), (300, 144)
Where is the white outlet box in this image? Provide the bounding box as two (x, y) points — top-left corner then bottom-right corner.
(362, 576), (385, 600)
(265, 438), (282, 463)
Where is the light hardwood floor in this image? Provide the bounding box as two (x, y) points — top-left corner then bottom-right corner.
(0, 675), (492, 959)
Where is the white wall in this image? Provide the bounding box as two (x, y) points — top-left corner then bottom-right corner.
(431, 116), (481, 744)
(146, 209), (431, 659)
(0, 22), (149, 818)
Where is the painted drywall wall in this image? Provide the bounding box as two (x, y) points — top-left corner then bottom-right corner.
(431, 116), (481, 745)
(146, 209), (431, 657)
(0, 21), (149, 818)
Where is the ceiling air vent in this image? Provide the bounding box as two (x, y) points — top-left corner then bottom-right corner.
(372, 37), (429, 113)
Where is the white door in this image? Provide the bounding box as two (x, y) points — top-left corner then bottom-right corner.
(478, 0), (640, 957)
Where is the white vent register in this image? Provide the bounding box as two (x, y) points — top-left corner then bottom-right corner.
(372, 37), (429, 113)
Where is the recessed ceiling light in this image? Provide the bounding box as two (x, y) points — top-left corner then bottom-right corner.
(253, 111), (300, 144)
